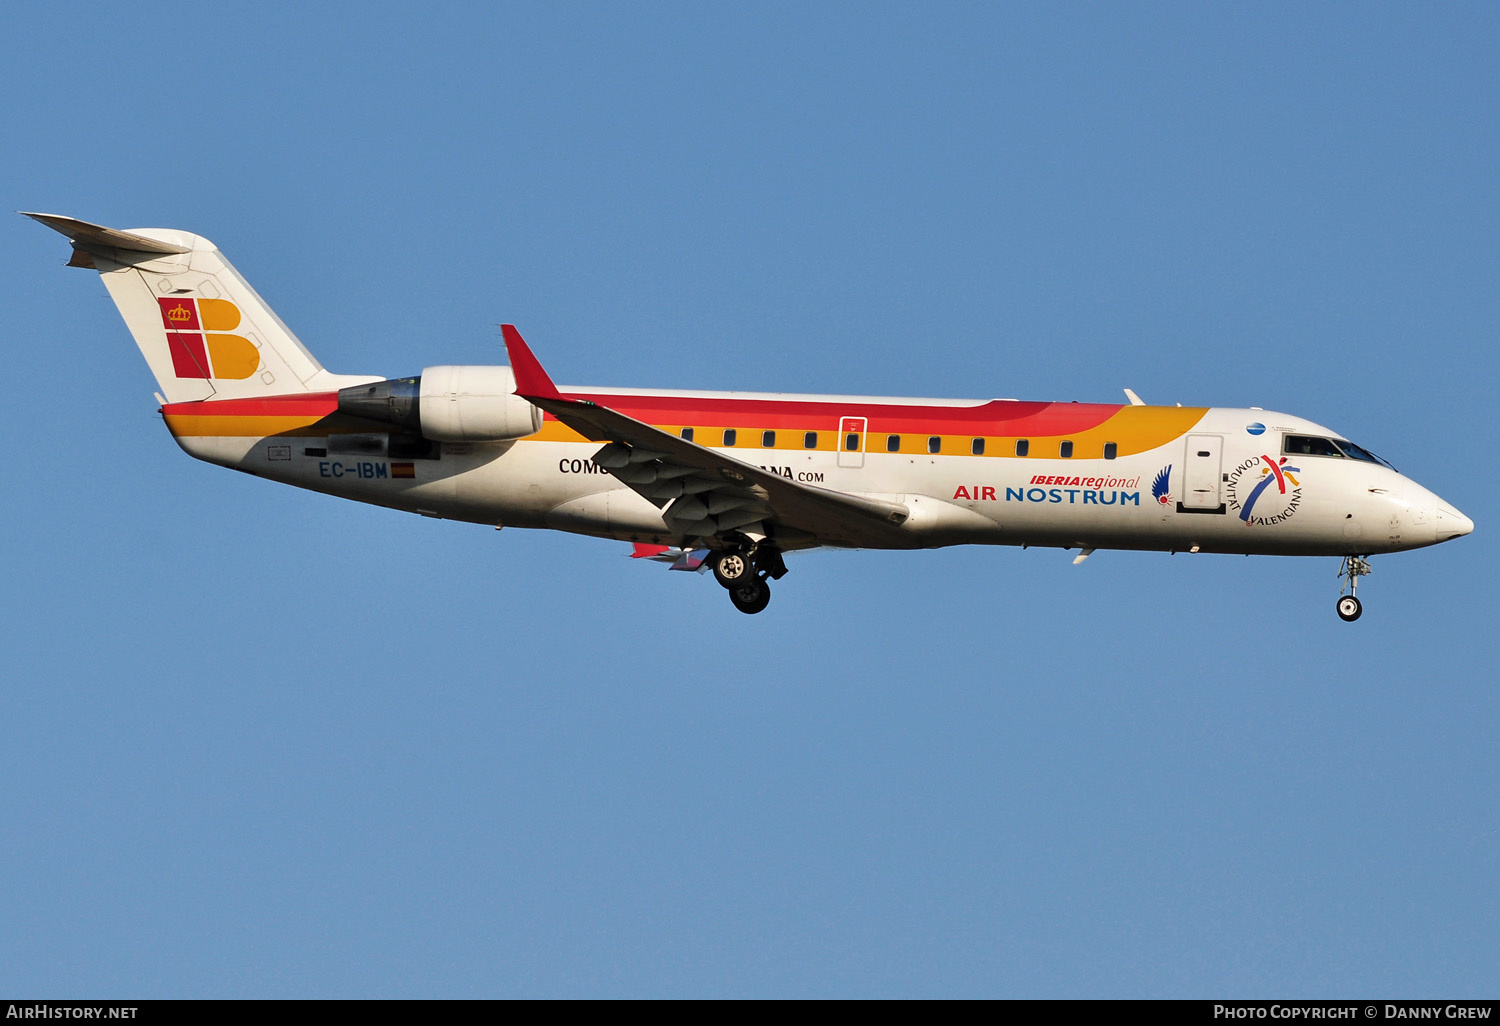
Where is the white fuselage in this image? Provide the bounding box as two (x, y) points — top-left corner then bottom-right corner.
(168, 387), (1471, 559)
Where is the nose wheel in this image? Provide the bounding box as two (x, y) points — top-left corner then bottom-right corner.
(1336, 555), (1371, 622)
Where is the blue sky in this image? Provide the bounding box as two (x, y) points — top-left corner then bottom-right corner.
(3, 3), (1496, 997)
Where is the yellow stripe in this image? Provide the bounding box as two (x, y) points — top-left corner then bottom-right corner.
(164, 414), (328, 437)
(531, 409), (1208, 458)
(1045, 406), (1209, 459)
(162, 411), (410, 438)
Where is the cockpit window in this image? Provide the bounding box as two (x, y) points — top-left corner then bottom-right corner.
(1284, 435), (1345, 458)
(1284, 434), (1396, 470)
(1334, 439), (1396, 470)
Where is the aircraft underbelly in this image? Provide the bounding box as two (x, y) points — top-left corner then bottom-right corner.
(178, 427), (1408, 557)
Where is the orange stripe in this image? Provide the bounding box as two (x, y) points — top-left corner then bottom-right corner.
(526, 406), (1208, 458)
(164, 401), (1207, 458)
(165, 414), (337, 437)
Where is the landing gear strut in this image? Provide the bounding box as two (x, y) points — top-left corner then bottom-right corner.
(711, 544), (786, 614)
(1337, 555), (1371, 622)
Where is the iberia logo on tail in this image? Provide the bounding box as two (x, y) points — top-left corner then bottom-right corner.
(157, 298), (259, 379)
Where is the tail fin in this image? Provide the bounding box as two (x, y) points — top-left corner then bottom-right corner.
(25, 212), (365, 403)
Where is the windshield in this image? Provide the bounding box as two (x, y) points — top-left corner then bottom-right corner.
(1283, 434), (1398, 472)
(1334, 439), (1397, 471)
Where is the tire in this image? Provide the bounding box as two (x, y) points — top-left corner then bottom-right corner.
(712, 551), (752, 588)
(728, 576), (771, 614)
(1336, 595), (1362, 622)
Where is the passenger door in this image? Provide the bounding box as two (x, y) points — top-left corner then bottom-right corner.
(1182, 434), (1224, 511)
(837, 416), (867, 469)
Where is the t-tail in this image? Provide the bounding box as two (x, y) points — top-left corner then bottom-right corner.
(24, 213), (369, 403)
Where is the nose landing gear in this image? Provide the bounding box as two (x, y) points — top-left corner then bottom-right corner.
(1336, 555), (1372, 621)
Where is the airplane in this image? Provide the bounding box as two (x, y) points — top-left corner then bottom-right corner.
(26, 212), (1473, 618)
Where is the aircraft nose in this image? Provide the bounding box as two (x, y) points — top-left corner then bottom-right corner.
(1435, 501), (1474, 541)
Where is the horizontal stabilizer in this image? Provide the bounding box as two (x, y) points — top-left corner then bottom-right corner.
(629, 543), (710, 571)
(670, 549), (710, 571)
(21, 212), (190, 255)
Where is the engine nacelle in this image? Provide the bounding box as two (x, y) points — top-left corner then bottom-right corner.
(336, 365), (542, 442)
(417, 365), (542, 441)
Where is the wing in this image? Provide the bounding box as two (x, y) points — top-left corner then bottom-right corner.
(503, 326), (911, 550)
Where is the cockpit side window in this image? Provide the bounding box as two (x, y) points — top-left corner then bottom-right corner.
(1283, 435), (1344, 458)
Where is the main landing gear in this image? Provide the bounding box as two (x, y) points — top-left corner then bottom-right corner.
(1337, 555), (1372, 622)
(710, 545), (787, 615)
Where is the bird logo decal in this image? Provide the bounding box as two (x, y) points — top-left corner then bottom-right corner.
(1152, 465), (1172, 505)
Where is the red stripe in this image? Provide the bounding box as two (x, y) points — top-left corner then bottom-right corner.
(161, 393), (340, 416)
(569, 393), (1122, 436)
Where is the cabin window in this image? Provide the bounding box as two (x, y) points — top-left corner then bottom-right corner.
(886, 434), (901, 452)
(681, 427), (694, 442)
(845, 433), (860, 451)
(971, 437), (985, 456)
(927, 436), (941, 454)
(722, 429), (736, 446)
(762, 430), (776, 447)
(1015, 439), (1029, 457)
(1060, 441), (1074, 458)
(804, 431), (818, 449)
(1103, 442), (1117, 460)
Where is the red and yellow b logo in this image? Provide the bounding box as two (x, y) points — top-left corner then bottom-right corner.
(157, 298), (259, 379)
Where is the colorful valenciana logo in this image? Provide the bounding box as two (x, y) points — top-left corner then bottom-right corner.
(157, 297), (259, 379)
(1228, 454), (1303, 526)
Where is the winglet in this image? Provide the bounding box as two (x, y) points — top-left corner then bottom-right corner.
(502, 324), (562, 400)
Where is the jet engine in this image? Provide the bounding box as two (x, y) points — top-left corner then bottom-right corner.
(337, 366), (543, 442)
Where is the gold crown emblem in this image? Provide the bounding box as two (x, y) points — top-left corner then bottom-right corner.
(167, 304), (192, 323)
